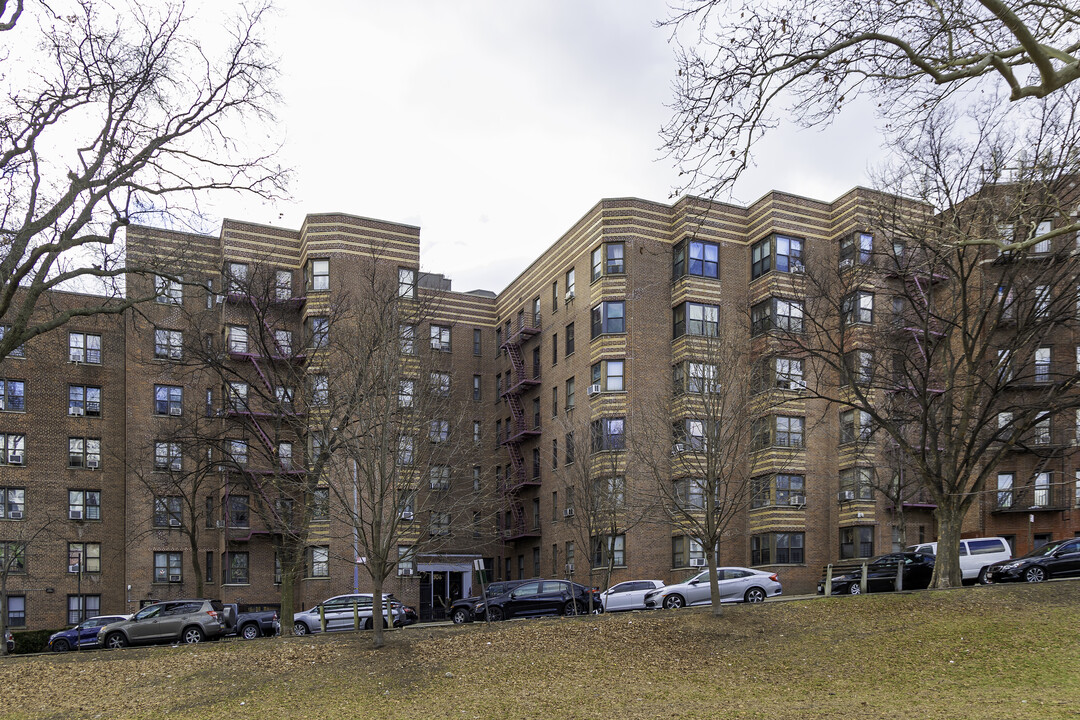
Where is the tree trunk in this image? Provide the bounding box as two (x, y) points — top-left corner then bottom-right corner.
(188, 532), (204, 599)
(371, 574), (385, 649)
(707, 545), (723, 617)
(932, 506), (964, 588)
(278, 560), (298, 635)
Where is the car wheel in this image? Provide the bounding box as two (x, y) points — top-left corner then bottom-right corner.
(182, 626), (204, 644)
(241, 624), (260, 640)
(847, 583), (862, 595)
(293, 622), (308, 636)
(662, 594), (685, 610)
(451, 608), (471, 624)
(105, 632), (127, 649)
(1024, 566), (1046, 583)
(977, 568), (989, 585)
(52, 639), (70, 652)
(487, 606), (504, 622)
(563, 600), (585, 616)
(363, 617), (374, 631)
(744, 587), (767, 603)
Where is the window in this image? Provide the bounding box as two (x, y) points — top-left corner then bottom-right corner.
(68, 385), (101, 417)
(430, 324), (451, 352)
(304, 316), (328, 349)
(674, 477), (705, 510)
(153, 496), (183, 527)
(226, 439), (248, 466)
(997, 349), (1014, 382)
(997, 472), (1014, 509)
(673, 239), (719, 279)
(675, 418), (707, 451)
(591, 301), (625, 338)
(591, 359), (625, 392)
(308, 259), (329, 291)
(399, 324), (415, 355)
(844, 349), (874, 386)
(224, 325), (247, 354)
(224, 551), (249, 584)
(591, 534), (625, 567)
(840, 467), (875, 501)
(1034, 347), (1051, 382)
(429, 511), (451, 536)
(277, 442), (293, 470)
(471, 375), (481, 402)
(773, 357), (804, 390)
(751, 234), (803, 279)
(67, 595), (100, 625)
(155, 275), (182, 304)
(842, 291), (874, 325)
(68, 438), (101, 469)
(227, 496), (250, 527)
(0, 543), (25, 574)
(68, 332), (101, 364)
(565, 323), (575, 356)
(5, 595), (24, 626)
(839, 527), (874, 559)
(591, 417), (625, 451)
(681, 361), (718, 394)
(751, 533), (805, 564)
(840, 409), (873, 444)
(154, 442), (182, 471)
(671, 536), (705, 568)
(673, 301), (719, 338)
(0, 325), (25, 358)
(591, 242), (625, 280)
(68, 542), (101, 573)
(1, 487), (25, 519)
(472, 420), (481, 444)
(473, 328), (482, 356)
(310, 374), (329, 405)
(0, 434), (25, 465)
(0, 379), (25, 412)
(225, 262), (248, 293)
(274, 270), (292, 300)
(752, 474), (806, 507)
(753, 416), (804, 449)
(397, 546), (415, 576)
(153, 385), (183, 416)
(1032, 219), (1052, 254)
(1035, 285), (1050, 318)
(565, 377), (575, 410)
(1033, 412), (1051, 445)
(308, 546), (329, 577)
(565, 431), (575, 465)
(565, 268), (576, 299)
(430, 372), (451, 398)
(430, 465), (451, 490)
(227, 381), (248, 411)
(151, 328), (182, 360)
(997, 285), (1016, 320)
(472, 466), (481, 492)
(398, 267), (416, 298)
(751, 298), (803, 335)
(397, 436), (414, 466)
(840, 232), (873, 266)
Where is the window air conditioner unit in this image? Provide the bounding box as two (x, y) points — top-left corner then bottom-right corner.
(69, 509), (83, 520)
(564, 563), (574, 574)
(563, 507), (575, 518)
(8, 510), (23, 519)
(838, 490), (855, 502)
(586, 384), (601, 397)
(565, 290), (575, 301)
(8, 454), (22, 465)
(86, 459), (99, 469)
(789, 495), (806, 506)
(169, 574), (182, 583)
(169, 406), (182, 416)
(399, 568), (414, 577)
(169, 518), (181, 527)
(216, 520), (226, 529)
(69, 407), (85, 417)
(688, 558), (707, 567)
(400, 511), (414, 521)
(839, 258), (854, 269)
(69, 353), (82, 363)
(671, 443), (687, 456)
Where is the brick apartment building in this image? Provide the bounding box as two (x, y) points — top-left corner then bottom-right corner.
(2, 186), (1078, 631)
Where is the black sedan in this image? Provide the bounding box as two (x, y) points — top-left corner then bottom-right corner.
(818, 552), (935, 595)
(474, 580), (603, 621)
(450, 580), (529, 624)
(985, 538), (1080, 583)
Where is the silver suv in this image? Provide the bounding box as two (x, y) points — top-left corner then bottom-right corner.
(99, 599), (226, 648)
(293, 594), (403, 634)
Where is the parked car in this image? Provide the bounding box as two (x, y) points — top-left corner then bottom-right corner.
(450, 580), (530, 624)
(475, 580), (603, 621)
(600, 580), (665, 612)
(907, 537), (1012, 584)
(818, 552), (935, 595)
(48, 614), (131, 652)
(984, 538), (1080, 584)
(292, 594), (404, 635)
(645, 567), (782, 609)
(99, 599), (226, 648)
(222, 603), (280, 640)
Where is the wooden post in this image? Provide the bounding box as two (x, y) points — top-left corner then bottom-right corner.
(860, 562), (868, 594)
(895, 559), (904, 592)
(353, 600), (359, 630)
(825, 564), (833, 596)
(319, 604), (326, 633)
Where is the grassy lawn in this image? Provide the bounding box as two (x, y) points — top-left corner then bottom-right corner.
(2, 581), (1077, 720)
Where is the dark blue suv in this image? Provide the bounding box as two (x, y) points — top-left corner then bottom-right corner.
(48, 615), (130, 652)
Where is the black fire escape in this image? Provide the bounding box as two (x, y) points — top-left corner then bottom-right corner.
(500, 311), (542, 540)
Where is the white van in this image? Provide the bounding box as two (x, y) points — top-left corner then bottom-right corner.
(906, 537), (1012, 583)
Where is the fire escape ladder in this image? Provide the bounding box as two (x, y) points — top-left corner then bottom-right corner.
(506, 393), (527, 437)
(245, 355), (275, 394)
(505, 341), (526, 386)
(505, 442), (526, 487)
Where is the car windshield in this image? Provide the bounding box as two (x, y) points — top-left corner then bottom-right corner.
(1021, 541), (1064, 558)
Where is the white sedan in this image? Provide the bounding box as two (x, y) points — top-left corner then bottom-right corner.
(599, 580), (666, 611)
(644, 567), (782, 608)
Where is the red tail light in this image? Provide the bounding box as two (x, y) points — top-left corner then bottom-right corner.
(207, 610), (218, 618)
(768, 574), (779, 582)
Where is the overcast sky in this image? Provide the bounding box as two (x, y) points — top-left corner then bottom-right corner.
(213, 1), (888, 293)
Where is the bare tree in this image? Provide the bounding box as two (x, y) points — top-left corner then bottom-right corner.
(0, 0), (285, 362)
(661, 0), (1080, 200)
(0, 514), (55, 656)
(782, 92), (1080, 587)
(633, 312), (763, 616)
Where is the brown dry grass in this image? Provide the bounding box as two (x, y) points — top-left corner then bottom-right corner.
(1, 581), (1078, 720)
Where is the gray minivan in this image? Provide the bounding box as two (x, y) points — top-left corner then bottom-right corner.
(906, 537), (1012, 583)
(292, 594), (403, 634)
